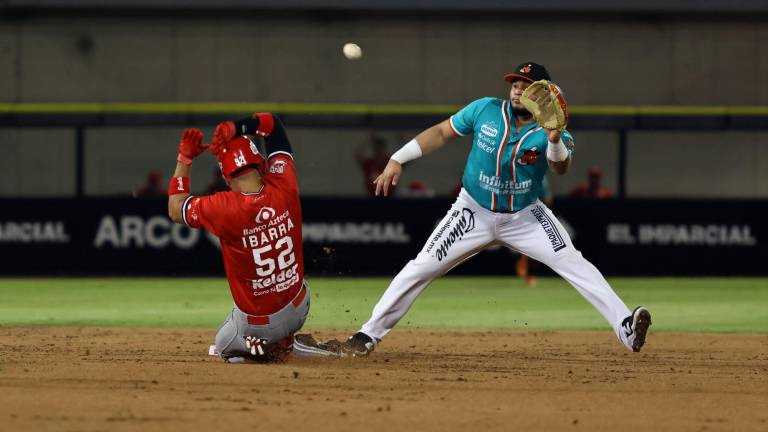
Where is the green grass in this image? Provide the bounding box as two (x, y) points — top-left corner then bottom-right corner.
(0, 277), (766, 333)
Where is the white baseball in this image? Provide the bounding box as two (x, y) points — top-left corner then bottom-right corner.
(343, 43), (362, 60)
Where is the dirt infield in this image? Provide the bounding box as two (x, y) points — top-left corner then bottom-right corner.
(1, 327), (766, 432)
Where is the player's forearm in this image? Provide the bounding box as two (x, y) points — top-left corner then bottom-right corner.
(263, 115), (292, 156)
(168, 162), (191, 224)
(415, 120), (454, 155)
(232, 113), (293, 156)
(549, 157), (571, 175)
(390, 120), (454, 165)
(547, 134), (571, 175)
(173, 161), (191, 178)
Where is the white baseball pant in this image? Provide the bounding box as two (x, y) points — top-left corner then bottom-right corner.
(360, 188), (633, 348)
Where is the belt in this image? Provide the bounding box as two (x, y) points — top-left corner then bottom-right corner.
(460, 188), (515, 214)
(246, 282), (307, 326)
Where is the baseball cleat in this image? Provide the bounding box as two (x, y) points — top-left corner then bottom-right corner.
(621, 306), (652, 352)
(342, 332), (377, 357)
(294, 334), (344, 357)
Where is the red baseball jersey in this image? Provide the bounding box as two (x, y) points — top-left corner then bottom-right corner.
(183, 153), (303, 316)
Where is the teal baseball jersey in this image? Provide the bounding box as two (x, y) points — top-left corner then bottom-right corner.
(450, 97), (574, 212)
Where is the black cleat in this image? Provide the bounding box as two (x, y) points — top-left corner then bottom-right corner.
(621, 306), (652, 352)
(342, 332), (377, 357)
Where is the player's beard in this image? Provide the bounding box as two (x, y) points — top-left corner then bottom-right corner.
(512, 107), (533, 120)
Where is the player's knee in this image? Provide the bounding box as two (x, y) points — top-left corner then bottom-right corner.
(215, 318), (240, 358)
(538, 247), (581, 266)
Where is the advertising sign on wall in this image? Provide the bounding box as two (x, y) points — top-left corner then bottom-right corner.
(0, 198), (763, 276)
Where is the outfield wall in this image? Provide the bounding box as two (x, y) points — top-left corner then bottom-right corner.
(2, 106), (768, 200)
(1, 13), (768, 106)
(0, 197), (763, 276)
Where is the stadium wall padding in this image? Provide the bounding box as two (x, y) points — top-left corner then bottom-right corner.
(0, 197), (764, 276)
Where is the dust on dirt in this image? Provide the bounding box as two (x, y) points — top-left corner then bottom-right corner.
(1, 327), (766, 432)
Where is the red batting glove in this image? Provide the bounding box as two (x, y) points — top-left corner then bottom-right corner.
(177, 128), (209, 165)
(210, 121), (236, 156)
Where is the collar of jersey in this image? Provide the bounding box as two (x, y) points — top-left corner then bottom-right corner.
(240, 184), (265, 196)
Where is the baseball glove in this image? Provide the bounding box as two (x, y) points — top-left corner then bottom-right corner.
(520, 80), (569, 131)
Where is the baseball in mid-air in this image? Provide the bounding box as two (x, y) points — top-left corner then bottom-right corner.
(343, 43), (362, 60)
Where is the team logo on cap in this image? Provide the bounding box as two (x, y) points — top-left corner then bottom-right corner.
(521, 65), (532, 73)
(249, 140), (260, 156)
(255, 206), (276, 223)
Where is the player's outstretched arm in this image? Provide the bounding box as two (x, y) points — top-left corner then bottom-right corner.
(168, 161), (191, 224)
(545, 129), (571, 175)
(374, 119), (455, 196)
(262, 114), (292, 157)
(413, 119), (457, 156)
(168, 128), (208, 224)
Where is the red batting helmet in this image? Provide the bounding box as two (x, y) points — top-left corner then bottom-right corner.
(216, 135), (266, 179)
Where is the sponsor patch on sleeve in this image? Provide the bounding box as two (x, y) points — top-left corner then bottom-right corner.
(270, 160), (287, 174)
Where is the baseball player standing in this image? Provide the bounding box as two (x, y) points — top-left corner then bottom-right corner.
(168, 113), (317, 362)
(340, 62), (651, 356)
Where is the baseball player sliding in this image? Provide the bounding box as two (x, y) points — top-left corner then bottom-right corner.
(167, 113), (321, 362)
(333, 62), (651, 356)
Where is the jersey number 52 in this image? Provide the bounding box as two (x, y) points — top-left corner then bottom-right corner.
(252, 237), (295, 277)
